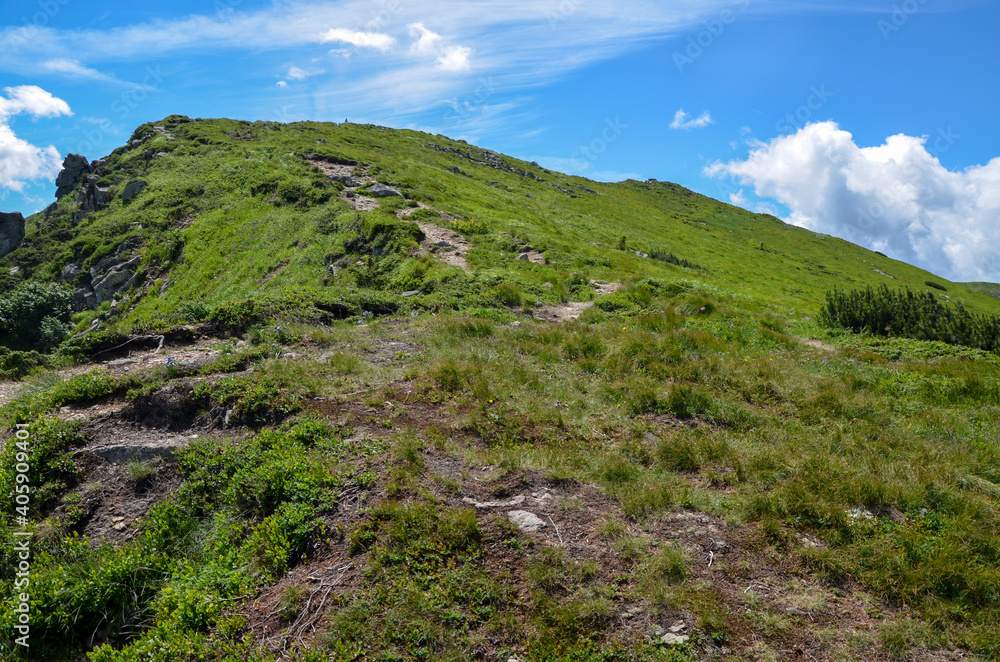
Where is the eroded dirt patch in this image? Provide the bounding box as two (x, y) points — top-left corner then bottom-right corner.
(533, 281), (623, 322)
(801, 338), (836, 352)
(416, 222), (470, 271)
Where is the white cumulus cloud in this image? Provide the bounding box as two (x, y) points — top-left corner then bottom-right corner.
(437, 46), (472, 72)
(320, 28), (395, 51)
(408, 23), (442, 56)
(408, 23), (472, 72)
(705, 121), (1000, 282)
(0, 85), (71, 193)
(670, 109), (713, 130)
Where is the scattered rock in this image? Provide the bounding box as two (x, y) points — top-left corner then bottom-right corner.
(800, 536), (824, 549)
(328, 174), (360, 186)
(507, 510), (546, 533)
(108, 359), (138, 368)
(0, 211), (25, 259)
(463, 495), (526, 510)
(401, 290), (422, 297)
(526, 193), (534, 199)
(660, 633), (690, 645)
(367, 183), (402, 197)
(517, 252), (530, 260)
(620, 606), (643, 619)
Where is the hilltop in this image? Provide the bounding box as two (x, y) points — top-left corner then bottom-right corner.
(3, 115), (998, 335)
(1, 117), (1000, 661)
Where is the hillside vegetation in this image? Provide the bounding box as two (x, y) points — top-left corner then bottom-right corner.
(1, 117), (999, 661)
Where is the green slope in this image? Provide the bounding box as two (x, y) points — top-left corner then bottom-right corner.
(2, 115), (998, 336)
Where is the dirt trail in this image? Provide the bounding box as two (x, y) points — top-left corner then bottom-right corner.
(533, 280), (622, 322)
(0, 340), (221, 408)
(415, 222), (471, 271)
(305, 156), (380, 211)
(801, 338), (835, 352)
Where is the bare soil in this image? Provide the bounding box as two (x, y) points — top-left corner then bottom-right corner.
(416, 222), (471, 271)
(533, 281), (623, 322)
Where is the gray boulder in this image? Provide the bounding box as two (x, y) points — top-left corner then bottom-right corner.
(122, 180), (147, 203)
(367, 183), (403, 197)
(55, 154), (92, 199)
(0, 212), (25, 258)
(328, 174), (359, 187)
(62, 262), (80, 282)
(93, 255), (141, 304)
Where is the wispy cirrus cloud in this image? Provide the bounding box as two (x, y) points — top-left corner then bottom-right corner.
(0, 0), (755, 118)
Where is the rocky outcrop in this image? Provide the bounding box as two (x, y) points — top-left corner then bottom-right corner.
(55, 154), (92, 199)
(121, 180), (147, 203)
(70, 239), (144, 311)
(428, 143), (549, 183)
(0, 212), (25, 259)
(78, 174), (112, 214)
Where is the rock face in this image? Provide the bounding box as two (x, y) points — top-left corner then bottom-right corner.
(55, 154), (92, 199)
(122, 180), (147, 203)
(70, 239), (144, 311)
(0, 212), (25, 259)
(78, 174), (112, 215)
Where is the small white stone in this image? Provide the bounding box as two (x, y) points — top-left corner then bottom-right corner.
(508, 510), (546, 533)
(660, 633), (689, 645)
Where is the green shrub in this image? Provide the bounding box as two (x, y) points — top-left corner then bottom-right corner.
(821, 285), (1000, 353)
(0, 282), (73, 351)
(650, 248), (701, 270)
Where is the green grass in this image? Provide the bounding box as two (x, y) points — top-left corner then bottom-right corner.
(3, 116), (998, 346)
(2, 116), (1000, 660)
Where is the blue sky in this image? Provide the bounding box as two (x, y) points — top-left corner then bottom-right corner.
(2, 0), (999, 281)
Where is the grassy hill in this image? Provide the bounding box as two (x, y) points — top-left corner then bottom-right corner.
(964, 282), (1000, 300)
(1, 117), (1000, 661)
